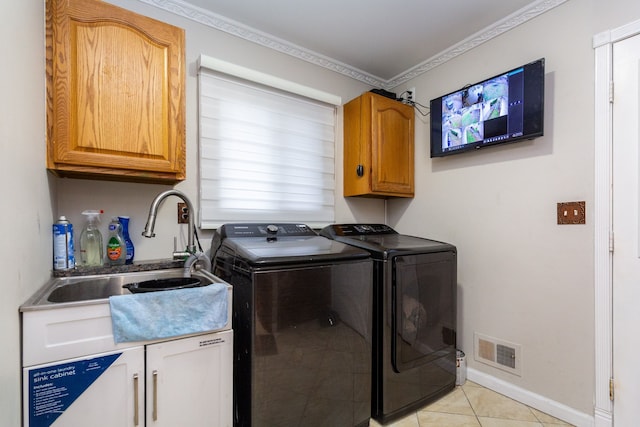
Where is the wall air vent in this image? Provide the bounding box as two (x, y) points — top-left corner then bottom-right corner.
(474, 332), (522, 376)
(496, 344), (516, 369)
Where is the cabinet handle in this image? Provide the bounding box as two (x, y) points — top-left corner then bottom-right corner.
(153, 370), (158, 421)
(356, 164), (364, 177)
(133, 374), (139, 426)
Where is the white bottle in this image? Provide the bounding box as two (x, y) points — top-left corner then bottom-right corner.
(79, 210), (104, 266)
(106, 217), (127, 266)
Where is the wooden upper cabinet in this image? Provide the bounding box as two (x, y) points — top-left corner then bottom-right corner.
(343, 92), (415, 198)
(46, 0), (186, 183)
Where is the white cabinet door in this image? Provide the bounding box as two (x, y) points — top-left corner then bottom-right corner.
(23, 346), (144, 427)
(146, 330), (233, 427)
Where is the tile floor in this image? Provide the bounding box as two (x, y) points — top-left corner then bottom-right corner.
(370, 381), (574, 427)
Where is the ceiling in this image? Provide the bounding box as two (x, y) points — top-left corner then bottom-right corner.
(139, 0), (566, 88)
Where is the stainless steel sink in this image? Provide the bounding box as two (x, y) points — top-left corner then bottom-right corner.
(21, 269), (222, 310)
(47, 277), (132, 303)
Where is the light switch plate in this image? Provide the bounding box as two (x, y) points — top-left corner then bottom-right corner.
(557, 201), (586, 224)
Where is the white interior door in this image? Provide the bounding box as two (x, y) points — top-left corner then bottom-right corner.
(612, 32), (640, 425)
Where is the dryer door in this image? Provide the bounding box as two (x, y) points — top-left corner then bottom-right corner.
(391, 251), (456, 372)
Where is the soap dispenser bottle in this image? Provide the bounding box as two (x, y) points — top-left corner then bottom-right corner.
(79, 210), (104, 266)
(118, 215), (135, 264)
(106, 217), (127, 266)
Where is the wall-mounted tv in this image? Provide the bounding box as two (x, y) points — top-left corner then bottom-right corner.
(430, 58), (545, 158)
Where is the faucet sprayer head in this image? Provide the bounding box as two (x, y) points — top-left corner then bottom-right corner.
(141, 214), (157, 238)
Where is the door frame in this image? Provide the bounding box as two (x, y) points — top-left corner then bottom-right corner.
(593, 18), (640, 427)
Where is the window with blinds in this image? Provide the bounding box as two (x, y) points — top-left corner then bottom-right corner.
(198, 58), (339, 229)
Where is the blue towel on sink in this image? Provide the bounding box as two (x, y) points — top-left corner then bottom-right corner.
(109, 282), (228, 343)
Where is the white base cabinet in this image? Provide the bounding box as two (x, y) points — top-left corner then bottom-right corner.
(23, 331), (232, 427)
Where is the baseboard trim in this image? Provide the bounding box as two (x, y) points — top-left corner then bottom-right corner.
(467, 368), (594, 427)
(593, 407), (613, 427)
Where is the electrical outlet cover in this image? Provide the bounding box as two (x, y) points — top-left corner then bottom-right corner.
(177, 202), (189, 224)
(408, 87), (416, 102)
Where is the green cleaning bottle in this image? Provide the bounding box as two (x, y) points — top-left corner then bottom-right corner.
(106, 217), (127, 266)
(79, 210), (104, 266)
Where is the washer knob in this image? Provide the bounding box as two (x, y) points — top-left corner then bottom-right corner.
(266, 224), (278, 242)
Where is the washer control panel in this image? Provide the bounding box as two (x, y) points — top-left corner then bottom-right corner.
(322, 224), (397, 237)
(219, 223), (317, 238)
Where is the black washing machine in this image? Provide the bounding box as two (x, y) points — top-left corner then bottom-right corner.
(211, 223), (373, 427)
(320, 224), (457, 424)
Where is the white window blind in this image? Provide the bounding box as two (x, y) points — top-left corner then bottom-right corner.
(198, 61), (339, 229)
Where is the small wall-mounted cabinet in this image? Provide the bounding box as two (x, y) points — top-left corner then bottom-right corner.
(46, 0), (186, 183)
(343, 92), (415, 198)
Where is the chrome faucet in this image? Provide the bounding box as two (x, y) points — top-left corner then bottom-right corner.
(142, 189), (196, 258)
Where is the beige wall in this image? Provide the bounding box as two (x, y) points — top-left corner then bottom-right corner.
(1, 2), (53, 425)
(4, 0), (640, 424)
(389, 0), (640, 415)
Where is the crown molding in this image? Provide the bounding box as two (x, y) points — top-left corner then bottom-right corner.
(137, 0), (567, 90)
(385, 0), (568, 88)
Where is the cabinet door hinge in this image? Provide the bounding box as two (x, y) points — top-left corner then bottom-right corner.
(610, 81), (614, 103)
(609, 232), (614, 253)
(610, 377), (615, 401)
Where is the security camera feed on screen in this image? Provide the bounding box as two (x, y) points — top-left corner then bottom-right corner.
(430, 58), (544, 158)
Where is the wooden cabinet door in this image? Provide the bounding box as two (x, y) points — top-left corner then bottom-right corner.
(46, 0), (185, 183)
(343, 92), (414, 197)
(369, 94), (414, 196)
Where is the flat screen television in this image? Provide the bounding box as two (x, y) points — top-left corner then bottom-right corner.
(430, 58), (545, 158)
